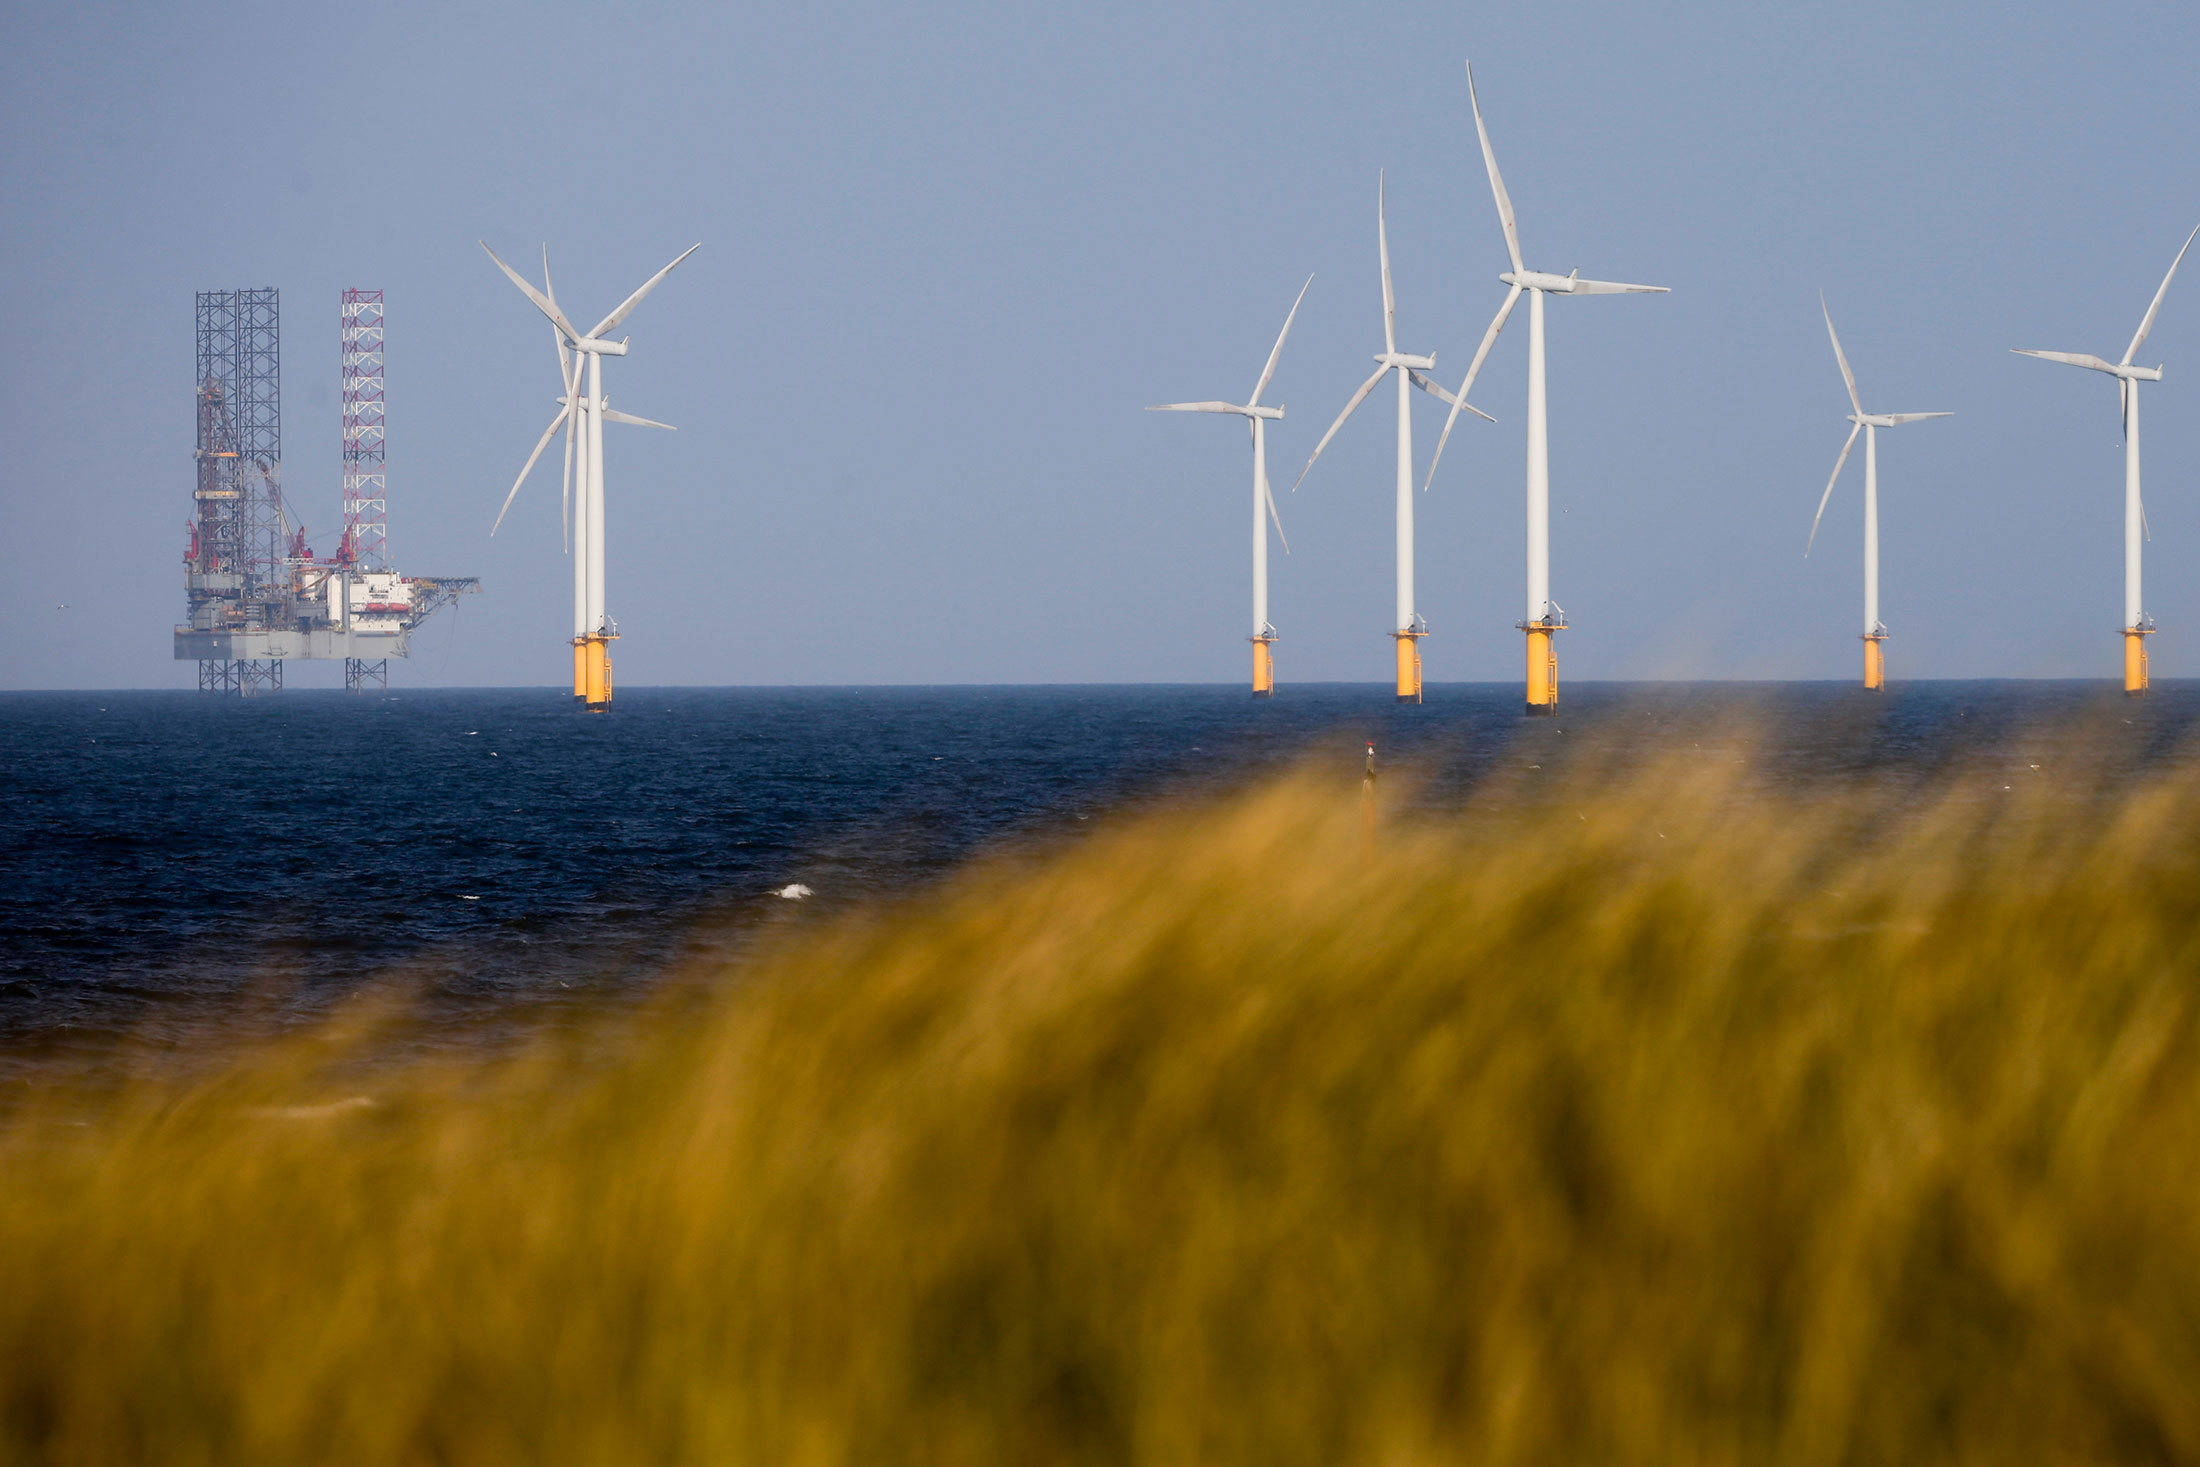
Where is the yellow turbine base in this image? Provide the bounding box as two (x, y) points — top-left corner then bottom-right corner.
(1524, 626), (1560, 716)
(582, 633), (616, 711)
(1393, 629), (1424, 703)
(1863, 633), (1886, 692)
(1251, 637), (1275, 697)
(572, 639), (587, 701)
(2124, 626), (2152, 697)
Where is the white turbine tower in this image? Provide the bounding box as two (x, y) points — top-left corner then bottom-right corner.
(1148, 275), (1312, 697)
(2013, 223), (2200, 697)
(1805, 298), (1950, 691)
(1295, 174), (1490, 703)
(1429, 62), (1667, 716)
(484, 241), (698, 710)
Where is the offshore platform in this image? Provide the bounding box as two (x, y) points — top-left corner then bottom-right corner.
(175, 288), (478, 693)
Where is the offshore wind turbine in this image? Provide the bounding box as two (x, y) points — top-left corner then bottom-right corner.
(1805, 298), (1950, 690)
(1295, 174), (1490, 703)
(2013, 223), (2200, 696)
(1148, 275), (1312, 696)
(1430, 62), (1667, 716)
(484, 240), (698, 710)
(489, 250), (595, 669)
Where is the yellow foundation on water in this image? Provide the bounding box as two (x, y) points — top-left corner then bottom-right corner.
(1524, 626), (1559, 716)
(1393, 631), (1423, 704)
(582, 634), (616, 711)
(2124, 627), (2151, 697)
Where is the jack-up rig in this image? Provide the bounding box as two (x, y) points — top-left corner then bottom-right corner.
(175, 288), (478, 693)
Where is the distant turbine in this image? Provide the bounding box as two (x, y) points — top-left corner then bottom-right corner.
(484, 241), (697, 710)
(1148, 274), (1312, 697)
(1295, 174), (1491, 703)
(1805, 298), (1950, 691)
(2013, 222), (2200, 696)
(1435, 61), (1668, 717)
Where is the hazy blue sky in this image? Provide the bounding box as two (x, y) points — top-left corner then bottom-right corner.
(6, 1), (2200, 689)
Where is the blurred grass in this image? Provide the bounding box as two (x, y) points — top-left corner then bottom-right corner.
(8, 728), (2200, 1465)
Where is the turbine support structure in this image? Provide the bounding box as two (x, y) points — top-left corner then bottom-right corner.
(2124, 622), (2153, 697)
(1393, 621), (1426, 703)
(578, 630), (616, 710)
(1520, 612), (1564, 716)
(1862, 629), (1887, 692)
(1251, 630), (1277, 697)
(2122, 383), (2149, 697)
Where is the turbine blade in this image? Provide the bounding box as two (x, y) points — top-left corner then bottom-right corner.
(2143, 495), (2152, 543)
(553, 261), (578, 392)
(2011, 348), (2120, 373)
(1249, 273), (1313, 409)
(1466, 61), (1524, 275)
(2124, 221), (2200, 365)
(1565, 277), (1670, 295)
(541, 244), (557, 315)
(1264, 468), (1289, 554)
(492, 406), (570, 536)
(587, 243), (702, 340)
(554, 320), (577, 506)
(1822, 294), (1863, 417)
(1880, 411), (1953, 425)
(1406, 369), (1455, 406)
(1146, 402), (1243, 413)
(1407, 369), (1495, 422)
(1378, 172), (1397, 356)
(481, 241), (580, 340)
(1806, 421), (1863, 558)
(560, 397), (576, 555)
(1292, 364), (1390, 492)
(1424, 283), (1520, 491)
(601, 408), (675, 430)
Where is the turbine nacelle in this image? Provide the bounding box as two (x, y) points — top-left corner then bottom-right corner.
(1503, 269), (1580, 293)
(1501, 268), (1669, 296)
(1848, 412), (1954, 429)
(1375, 351), (1436, 370)
(569, 337), (630, 357)
(1146, 401), (1285, 420)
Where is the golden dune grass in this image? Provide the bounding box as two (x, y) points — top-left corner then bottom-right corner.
(6, 730), (2200, 1465)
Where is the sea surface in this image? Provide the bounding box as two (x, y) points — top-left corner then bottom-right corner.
(7, 682), (2198, 1049)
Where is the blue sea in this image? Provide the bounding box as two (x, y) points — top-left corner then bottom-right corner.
(7, 682), (2197, 1048)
